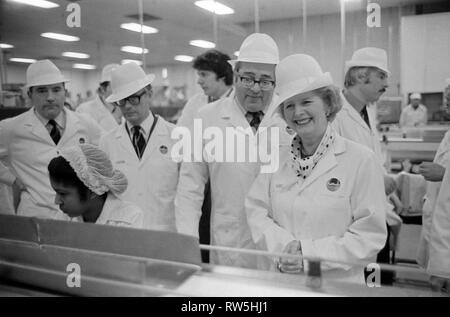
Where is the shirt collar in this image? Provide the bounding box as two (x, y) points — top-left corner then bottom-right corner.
(34, 107), (66, 129)
(126, 112), (154, 136)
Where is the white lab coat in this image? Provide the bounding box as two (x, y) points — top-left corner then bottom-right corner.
(177, 93), (209, 128)
(332, 94), (402, 227)
(76, 95), (121, 132)
(399, 104), (428, 128)
(175, 95), (292, 268)
(0, 108), (103, 219)
(99, 115), (179, 231)
(245, 134), (387, 282)
(177, 89), (233, 128)
(417, 129), (450, 277)
(65, 193), (144, 229)
(426, 162), (450, 278)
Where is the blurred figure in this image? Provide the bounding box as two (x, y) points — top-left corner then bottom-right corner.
(177, 49), (233, 127)
(100, 63), (179, 231)
(48, 144), (143, 228)
(245, 54), (386, 282)
(0, 60), (103, 219)
(417, 79), (450, 294)
(77, 64), (123, 131)
(399, 93), (427, 128)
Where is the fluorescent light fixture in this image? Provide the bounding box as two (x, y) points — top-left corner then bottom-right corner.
(121, 59), (143, 66)
(174, 55), (194, 62)
(62, 52), (90, 59)
(0, 43), (14, 49)
(9, 0), (59, 9)
(41, 32), (80, 42)
(121, 46), (149, 54)
(120, 23), (158, 34)
(234, 51), (239, 57)
(73, 63), (96, 70)
(9, 57), (37, 63)
(189, 40), (216, 49)
(194, 1), (234, 15)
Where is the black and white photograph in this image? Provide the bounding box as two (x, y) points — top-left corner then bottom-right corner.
(0, 0), (449, 300)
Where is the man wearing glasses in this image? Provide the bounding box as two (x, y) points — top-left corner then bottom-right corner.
(99, 63), (179, 232)
(175, 33), (290, 268)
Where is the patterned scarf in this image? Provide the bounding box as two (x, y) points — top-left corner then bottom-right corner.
(290, 124), (336, 179)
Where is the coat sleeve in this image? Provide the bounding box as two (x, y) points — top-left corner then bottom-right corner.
(174, 159), (209, 238)
(300, 153), (387, 270)
(0, 120), (16, 186)
(245, 172), (297, 254)
(428, 161), (450, 278)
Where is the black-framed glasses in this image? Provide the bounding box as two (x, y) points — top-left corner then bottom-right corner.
(237, 75), (275, 90)
(115, 90), (146, 107)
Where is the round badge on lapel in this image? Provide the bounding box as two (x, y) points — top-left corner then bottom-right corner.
(79, 137), (85, 144)
(159, 145), (168, 155)
(326, 178), (341, 192)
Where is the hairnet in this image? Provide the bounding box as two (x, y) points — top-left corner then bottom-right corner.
(60, 144), (128, 196)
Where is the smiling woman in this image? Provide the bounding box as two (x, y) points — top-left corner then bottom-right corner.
(245, 54), (387, 283)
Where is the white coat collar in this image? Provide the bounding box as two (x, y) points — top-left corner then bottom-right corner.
(340, 92), (372, 133)
(24, 107), (82, 146)
(114, 115), (168, 164)
(276, 133), (347, 193)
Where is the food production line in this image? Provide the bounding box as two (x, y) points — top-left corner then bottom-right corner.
(0, 215), (442, 297)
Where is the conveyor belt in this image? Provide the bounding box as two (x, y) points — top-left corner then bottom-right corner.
(0, 215), (444, 297)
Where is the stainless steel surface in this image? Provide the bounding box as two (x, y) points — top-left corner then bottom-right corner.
(0, 215), (443, 297)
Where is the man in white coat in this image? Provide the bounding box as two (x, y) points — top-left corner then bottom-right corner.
(331, 47), (401, 284)
(177, 49), (234, 262)
(399, 93), (428, 128)
(99, 63), (179, 231)
(76, 64), (122, 131)
(177, 50), (234, 127)
(174, 33), (290, 268)
(0, 60), (103, 219)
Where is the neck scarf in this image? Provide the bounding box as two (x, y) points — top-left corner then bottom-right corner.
(290, 124), (336, 179)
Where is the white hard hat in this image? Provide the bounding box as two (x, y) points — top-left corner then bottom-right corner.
(100, 63), (120, 83)
(345, 47), (390, 75)
(229, 33), (279, 68)
(410, 92), (421, 100)
(26, 59), (68, 88)
(275, 54), (333, 107)
(106, 63), (155, 103)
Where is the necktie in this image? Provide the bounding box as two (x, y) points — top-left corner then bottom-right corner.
(132, 126), (146, 159)
(247, 111), (264, 131)
(48, 119), (61, 145)
(360, 106), (371, 129)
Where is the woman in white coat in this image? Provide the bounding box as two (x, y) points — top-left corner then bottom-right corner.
(48, 143), (144, 228)
(245, 54), (387, 282)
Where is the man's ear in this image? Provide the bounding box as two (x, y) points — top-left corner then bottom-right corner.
(27, 88), (32, 99)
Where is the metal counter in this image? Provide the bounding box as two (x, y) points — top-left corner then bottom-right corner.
(0, 215), (442, 297)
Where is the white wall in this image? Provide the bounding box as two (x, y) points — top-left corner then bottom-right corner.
(253, 5), (414, 97)
(401, 12), (450, 95)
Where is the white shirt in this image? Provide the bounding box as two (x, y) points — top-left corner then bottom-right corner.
(399, 104), (428, 127)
